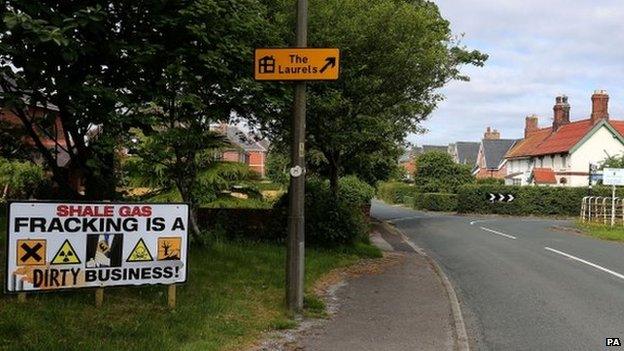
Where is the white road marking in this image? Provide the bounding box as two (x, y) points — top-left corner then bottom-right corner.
(544, 247), (624, 281)
(470, 219), (495, 225)
(480, 227), (517, 240)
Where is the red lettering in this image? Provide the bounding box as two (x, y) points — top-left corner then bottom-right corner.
(56, 205), (69, 217)
(119, 205), (152, 217)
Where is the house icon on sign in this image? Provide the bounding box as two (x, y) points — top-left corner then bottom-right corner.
(258, 55), (276, 74)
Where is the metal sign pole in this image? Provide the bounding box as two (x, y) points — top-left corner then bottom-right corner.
(286, 0), (308, 314)
(612, 184), (616, 227)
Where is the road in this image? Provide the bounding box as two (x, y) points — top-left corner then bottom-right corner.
(371, 200), (624, 351)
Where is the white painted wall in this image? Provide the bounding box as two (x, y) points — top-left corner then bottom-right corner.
(569, 125), (624, 186)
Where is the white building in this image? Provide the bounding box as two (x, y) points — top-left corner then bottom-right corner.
(505, 91), (624, 186)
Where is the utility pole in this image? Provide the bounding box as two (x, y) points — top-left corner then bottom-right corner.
(286, 0), (308, 314)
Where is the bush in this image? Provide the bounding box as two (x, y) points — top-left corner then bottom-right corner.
(456, 184), (612, 216)
(414, 152), (474, 193)
(377, 181), (419, 204)
(0, 158), (45, 199)
(338, 175), (375, 206)
(413, 193), (458, 212)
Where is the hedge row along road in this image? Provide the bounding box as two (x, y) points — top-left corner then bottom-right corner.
(372, 200), (624, 350)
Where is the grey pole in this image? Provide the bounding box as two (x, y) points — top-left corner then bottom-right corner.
(287, 0), (308, 313)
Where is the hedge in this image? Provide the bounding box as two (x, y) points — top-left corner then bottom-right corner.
(413, 193), (458, 212)
(377, 182), (419, 204)
(457, 184), (613, 216)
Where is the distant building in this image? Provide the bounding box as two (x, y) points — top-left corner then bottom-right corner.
(473, 127), (517, 179)
(505, 91), (624, 186)
(213, 123), (269, 178)
(449, 142), (480, 166)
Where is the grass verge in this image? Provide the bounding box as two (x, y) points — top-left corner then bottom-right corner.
(576, 221), (624, 242)
(0, 214), (380, 351)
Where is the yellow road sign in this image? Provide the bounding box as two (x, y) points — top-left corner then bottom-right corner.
(254, 48), (340, 81)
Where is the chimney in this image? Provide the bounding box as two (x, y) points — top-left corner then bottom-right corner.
(591, 90), (609, 124)
(553, 95), (570, 131)
(484, 127), (500, 140)
(525, 114), (539, 138)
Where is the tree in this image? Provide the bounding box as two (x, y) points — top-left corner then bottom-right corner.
(253, 0), (487, 192)
(0, 2), (141, 199)
(121, 0), (285, 238)
(414, 151), (474, 193)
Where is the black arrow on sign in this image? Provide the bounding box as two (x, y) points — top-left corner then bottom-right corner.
(319, 57), (336, 73)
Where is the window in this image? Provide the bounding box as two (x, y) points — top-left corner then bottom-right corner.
(561, 154), (568, 168)
(513, 179), (522, 186)
(550, 155), (555, 168)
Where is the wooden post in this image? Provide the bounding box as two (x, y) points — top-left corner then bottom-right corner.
(95, 288), (104, 307)
(167, 285), (176, 309)
(17, 293), (26, 303)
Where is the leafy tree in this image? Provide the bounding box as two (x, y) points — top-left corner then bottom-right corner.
(414, 151), (474, 193)
(601, 155), (624, 169)
(0, 157), (44, 199)
(266, 148), (290, 186)
(121, 0), (284, 238)
(0, 2), (142, 199)
(255, 0), (487, 192)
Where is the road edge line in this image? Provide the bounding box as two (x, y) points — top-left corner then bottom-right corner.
(381, 221), (470, 351)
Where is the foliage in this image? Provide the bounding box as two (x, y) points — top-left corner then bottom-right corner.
(338, 175), (376, 206)
(476, 178), (505, 185)
(272, 179), (370, 247)
(414, 151), (474, 193)
(265, 149), (290, 186)
(456, 184), (613, 216)
(0, 158), (44, 199)
(0, 2), (141, 199)
(254, 0), (487, 190)
(377, 182), (420, 204)
(600, 154), (624, 169)
(413, 193), (458, 212)
(576, 221), (624, 242)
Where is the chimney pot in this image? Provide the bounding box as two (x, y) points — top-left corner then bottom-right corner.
(553, 95), (571, 131)
(525, 114), (539, 138)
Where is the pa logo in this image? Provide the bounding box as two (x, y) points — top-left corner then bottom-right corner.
(607, 338), (622, 347)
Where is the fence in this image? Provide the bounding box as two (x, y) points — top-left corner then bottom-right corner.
(580, 196), (624, 226)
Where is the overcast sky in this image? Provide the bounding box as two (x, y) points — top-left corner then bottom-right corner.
(408, 0), (624, 146)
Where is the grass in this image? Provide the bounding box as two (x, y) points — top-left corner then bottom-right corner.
(0, 213), (380, 351)
(577, 221), (624, 242)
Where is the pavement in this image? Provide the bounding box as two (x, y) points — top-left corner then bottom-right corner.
(297, 221), (459, 351)
(372, 200), (624, 351)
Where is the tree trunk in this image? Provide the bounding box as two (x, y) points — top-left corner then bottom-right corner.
(176, 178), (201, 240)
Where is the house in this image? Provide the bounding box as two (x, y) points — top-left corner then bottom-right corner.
(213, 123), (269, 178)
(398, 150), (416, 179)
(505, 91), (624, 186)
(449, 142), (480, 166)
(473, 128), (517, 179)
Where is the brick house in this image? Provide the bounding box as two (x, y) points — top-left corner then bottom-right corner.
(472, 127), (517, 179)
(505, 91), (624, 186)
(214, 123), (269, 178)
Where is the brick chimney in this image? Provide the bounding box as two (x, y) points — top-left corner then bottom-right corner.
(591, 90), (609, 124)
(525, 114), (539, 138)
(484, 127), (500, 140)
(553, 95), (570, 131)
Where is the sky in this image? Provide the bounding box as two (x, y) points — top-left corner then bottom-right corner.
(408, 0), (624, 146)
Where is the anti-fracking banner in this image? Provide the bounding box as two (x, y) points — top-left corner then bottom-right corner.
(5, 202), (189, 293)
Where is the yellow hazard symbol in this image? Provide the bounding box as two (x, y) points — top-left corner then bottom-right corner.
(17, 239), (46, 266)
(127, 238), (153, 262)
(51, 239), (81, 265)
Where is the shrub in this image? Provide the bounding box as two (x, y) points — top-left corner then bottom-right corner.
(339, 175), (375, 206)
(377, 181), (419, 204)
(413, 193), (458, 212)
(414, 152), (474, 192)
(0, 158), (45, 199)
(456, 184), (612, 216)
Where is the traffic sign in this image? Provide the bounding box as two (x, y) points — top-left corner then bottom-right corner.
(489, 193), (515, 203)
(254, 48), (340, 81)
(603, 168), (624, 186)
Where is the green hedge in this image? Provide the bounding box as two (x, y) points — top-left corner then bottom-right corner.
(413, 193), (458, 212)
(377, 182), (419, 204)
(457, 184), (612, 216)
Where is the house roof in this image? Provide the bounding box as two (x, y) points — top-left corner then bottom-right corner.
(455, 141), (480, 165)
(483, 139), (517, 169)
(507, 118), (624, 158)
(225, 125), (267, 152)
(532, 168), (557, 184)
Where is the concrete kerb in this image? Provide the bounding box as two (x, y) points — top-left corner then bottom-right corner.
(380, 221), (470, 351)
